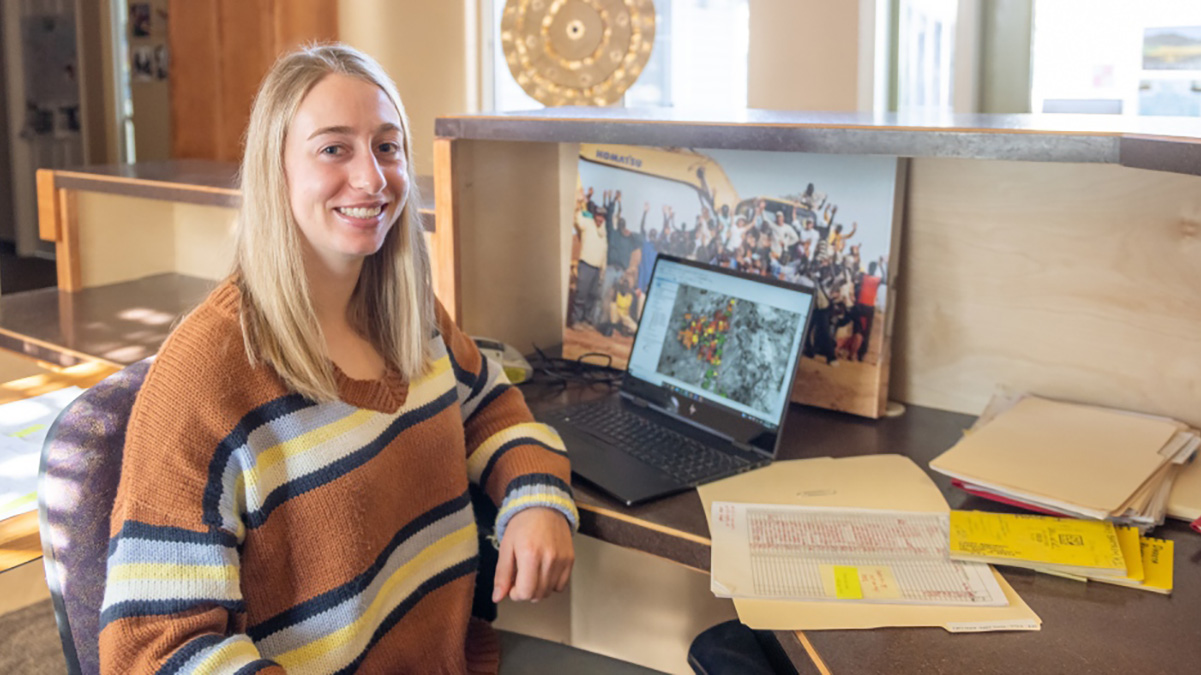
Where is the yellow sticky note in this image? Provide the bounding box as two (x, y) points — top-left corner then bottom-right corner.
(856, 565), (904, 600)
(832, 566), (863, 599)
(11, 424), (46, 439)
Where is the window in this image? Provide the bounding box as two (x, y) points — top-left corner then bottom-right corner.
(896, 0), (959, 114)
(486, 0), (748, 112)
(1031, 0), (1201, 116)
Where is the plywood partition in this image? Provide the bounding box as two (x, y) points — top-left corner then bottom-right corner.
(442, 140), (566, 352)
(895, 158), (1201, 427)
(436, 139), (1201, 428)
(67, 193), (236, 288)
(432, 139), (461, 319)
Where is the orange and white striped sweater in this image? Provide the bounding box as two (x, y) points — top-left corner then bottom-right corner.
(99, 280), (577, 674)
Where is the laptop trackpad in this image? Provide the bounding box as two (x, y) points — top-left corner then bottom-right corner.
(561, 428), (684, 506)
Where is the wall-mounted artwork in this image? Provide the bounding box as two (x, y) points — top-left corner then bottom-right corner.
(565, 144), (905, 418)
(1143, 26), (1201, 70)
(130, 3), (151, 38)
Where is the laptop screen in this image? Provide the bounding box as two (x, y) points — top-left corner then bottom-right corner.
(625, 256), (814, 440)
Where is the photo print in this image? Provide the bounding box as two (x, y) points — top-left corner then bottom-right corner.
(566, 144), (903, 417)
(130, 3), (151, 38)
(131, 45), (154, 82)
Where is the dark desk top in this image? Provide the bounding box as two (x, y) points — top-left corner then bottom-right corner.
(519, 381), (1201, 675)
(436, 108), (1201, 176)
(45, 161), (436, 230)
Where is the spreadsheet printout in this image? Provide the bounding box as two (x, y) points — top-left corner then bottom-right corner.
(710, 502), (1008, 606)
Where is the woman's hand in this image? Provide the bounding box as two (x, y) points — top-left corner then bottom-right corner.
(492, 507), (574, 603)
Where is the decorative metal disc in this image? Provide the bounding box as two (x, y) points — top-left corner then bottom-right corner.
(500, 0), (656, 106)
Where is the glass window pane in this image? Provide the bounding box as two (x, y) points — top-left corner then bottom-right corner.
(489, 0), (748, 112)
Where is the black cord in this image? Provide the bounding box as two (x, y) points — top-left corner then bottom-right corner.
(521, 344), (623, 390)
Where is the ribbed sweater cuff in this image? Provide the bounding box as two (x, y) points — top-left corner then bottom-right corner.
(494, 480), (579, 543)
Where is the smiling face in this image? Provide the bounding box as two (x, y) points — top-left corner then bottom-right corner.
(283, 73), (409, 270)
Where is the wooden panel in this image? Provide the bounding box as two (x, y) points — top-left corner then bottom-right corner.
(454, 141), (564, 352)
(431, 138), (460, 321)
(35, 170), (59, 241)
(54, 191), (81, 291)
(172, 203), (238, 280)
(169, 0), (222, 159)
(74, 192), (175, 288)
(894, 158), (1201, 427)
(217, 0), (276, 162)
(0, 556), (50, 615)
(273, 0), (338, 53)
(0, 512), (39, 571)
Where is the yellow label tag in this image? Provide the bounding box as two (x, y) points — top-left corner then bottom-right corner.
(832, 566), (863, 599)
(11, 424), (46, 439)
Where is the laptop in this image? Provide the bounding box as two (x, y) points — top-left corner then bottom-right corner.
(540, 255), (816, 505)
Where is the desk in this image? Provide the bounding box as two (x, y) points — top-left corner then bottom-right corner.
(33, 161), (436, 292)
(519, 381), (1201, 675)
(0, 273), (215, 368)
(0, 362), (120, 572)
(2, 281), (1197, 672)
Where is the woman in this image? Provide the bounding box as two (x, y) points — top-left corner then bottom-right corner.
(99, 44), (576, 674)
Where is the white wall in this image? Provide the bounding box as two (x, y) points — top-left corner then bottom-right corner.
(748, 0), (862, 111)
(338, 0), (477, 176)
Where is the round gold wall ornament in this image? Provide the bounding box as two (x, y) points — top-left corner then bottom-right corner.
(500, 0), (656, 107)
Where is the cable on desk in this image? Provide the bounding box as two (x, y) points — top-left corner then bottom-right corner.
(520, 343), (623, 390)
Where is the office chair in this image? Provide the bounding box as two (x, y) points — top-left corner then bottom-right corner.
(37, 358), (658, 675)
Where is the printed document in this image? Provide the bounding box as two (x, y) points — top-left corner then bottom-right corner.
(710, 502), (1008, 606)
(0, 386), (84, 520)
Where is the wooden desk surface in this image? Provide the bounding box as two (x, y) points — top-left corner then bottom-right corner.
(0, 362), (121, 572)
(520, 381), (1201, 675)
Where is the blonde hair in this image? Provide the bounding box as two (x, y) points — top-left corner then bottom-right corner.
(233, 43), (433, 402)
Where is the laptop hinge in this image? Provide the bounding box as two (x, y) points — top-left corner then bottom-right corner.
(732, 440), (755, 453)
(619, 391), (650, 407)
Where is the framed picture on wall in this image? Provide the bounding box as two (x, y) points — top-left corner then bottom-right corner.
(564, 144), (905, 418)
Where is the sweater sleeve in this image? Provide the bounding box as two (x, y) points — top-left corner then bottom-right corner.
(436, 303), (579, 541)
(99, 345), (283, 674)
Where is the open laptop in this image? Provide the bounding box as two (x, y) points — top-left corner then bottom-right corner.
(540, 255), (816, 505)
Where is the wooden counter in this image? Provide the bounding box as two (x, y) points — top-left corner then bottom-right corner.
(436, 108), (1201, 174)
(430, 109), (1201, 430)
(34, 160), (435, 292)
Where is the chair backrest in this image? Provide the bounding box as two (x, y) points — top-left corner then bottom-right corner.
(38, 359), (152, 675)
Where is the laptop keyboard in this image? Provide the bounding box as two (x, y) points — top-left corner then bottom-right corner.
(548, 402), (750, 485)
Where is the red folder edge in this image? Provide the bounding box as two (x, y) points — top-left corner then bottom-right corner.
(950, 480), (1081, 518)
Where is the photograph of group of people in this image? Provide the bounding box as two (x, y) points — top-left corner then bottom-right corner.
(565, 144), (901, 417)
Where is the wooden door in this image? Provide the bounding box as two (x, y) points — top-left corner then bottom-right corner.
(169, 0), (337, 161)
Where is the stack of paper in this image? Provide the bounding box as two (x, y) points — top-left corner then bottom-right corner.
(711, 503), (1009, 606)
(930, 394), (1199, 532)
(697, 455), (1042, 632)
(948, 511), (1174, 594)
(1088, 533), (1174, 595)
(0, 386), (84, 521)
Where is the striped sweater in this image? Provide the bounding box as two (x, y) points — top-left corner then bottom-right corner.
(99, 280), (577, 674)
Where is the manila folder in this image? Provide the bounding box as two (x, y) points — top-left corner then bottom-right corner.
(697, 454), (1041, 632)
